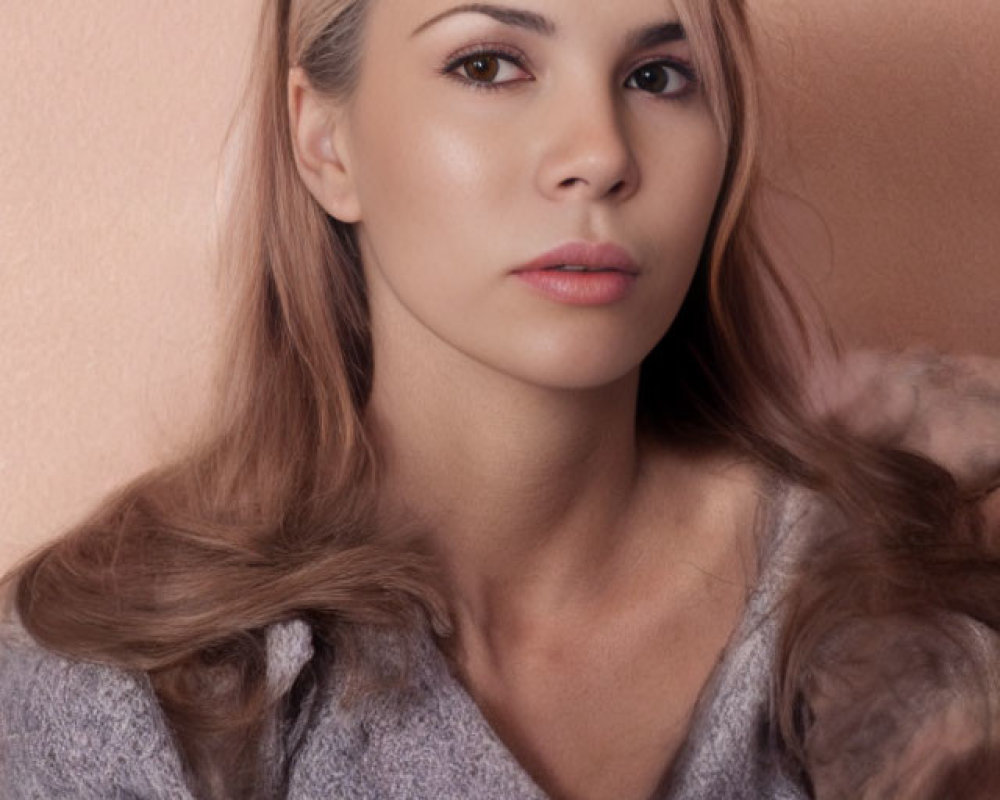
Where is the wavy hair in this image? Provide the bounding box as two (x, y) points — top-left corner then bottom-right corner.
(7, 0), (1000, 796)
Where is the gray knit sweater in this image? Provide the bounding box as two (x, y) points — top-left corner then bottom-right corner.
(0, 483), (805, 800)
(2, 351), (998, 799)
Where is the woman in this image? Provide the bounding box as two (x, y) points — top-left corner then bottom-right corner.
(2, 0), (998, 797)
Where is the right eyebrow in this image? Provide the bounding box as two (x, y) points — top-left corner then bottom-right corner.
(410, 4), (557, 38)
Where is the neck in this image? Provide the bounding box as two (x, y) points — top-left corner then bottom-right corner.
(361, 265), (748, 655)
(366, 321), (662, 635)
(371, 355), (644, 603)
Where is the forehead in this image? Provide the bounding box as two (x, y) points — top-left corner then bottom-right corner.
(368, 0), (691, 49)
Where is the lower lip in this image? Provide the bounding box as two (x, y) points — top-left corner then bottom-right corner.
(515, 269), (636, 306)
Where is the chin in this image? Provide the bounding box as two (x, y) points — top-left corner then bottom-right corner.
(483, 336), (654, 394)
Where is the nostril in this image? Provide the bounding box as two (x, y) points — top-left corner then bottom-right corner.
(556, 176), (630, 197)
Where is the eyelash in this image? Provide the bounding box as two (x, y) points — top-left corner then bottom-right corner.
(440, 43), (699, 99)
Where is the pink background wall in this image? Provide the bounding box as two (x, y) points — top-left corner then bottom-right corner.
(2, 1), (999, 572)
(755, 0), (1000, 351)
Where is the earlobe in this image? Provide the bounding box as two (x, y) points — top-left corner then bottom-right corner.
(287, 67), (362, 223)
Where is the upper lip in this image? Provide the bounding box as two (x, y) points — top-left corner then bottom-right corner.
(513, 241), (639, 274)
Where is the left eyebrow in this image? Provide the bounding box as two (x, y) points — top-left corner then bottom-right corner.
(410, 3), (687, 51)
(626, 21), (687, 52)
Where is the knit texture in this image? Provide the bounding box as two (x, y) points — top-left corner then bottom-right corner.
(2, 350), (997, 799)
(0, 483), (806, 800)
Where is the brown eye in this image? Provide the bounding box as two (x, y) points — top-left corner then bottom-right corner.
(626, 62), (695, 97)
(633, 65), (670, 93)
(463, 54), (501, 83)
(445, 50), (529, 89)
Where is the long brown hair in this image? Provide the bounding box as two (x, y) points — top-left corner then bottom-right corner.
(7, 0), (999, 797)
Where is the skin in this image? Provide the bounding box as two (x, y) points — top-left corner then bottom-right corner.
(290, 1), (763, 797)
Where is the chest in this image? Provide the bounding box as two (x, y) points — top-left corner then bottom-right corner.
(459, 589), (746, 800)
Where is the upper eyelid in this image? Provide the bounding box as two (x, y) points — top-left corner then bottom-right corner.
(442, 42), (532, 72)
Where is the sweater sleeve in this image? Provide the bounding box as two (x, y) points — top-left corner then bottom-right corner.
(0, 623), (195, 800)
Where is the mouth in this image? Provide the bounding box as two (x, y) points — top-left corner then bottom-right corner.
(543, 265), (624, 273)
(513, 262), (638, 306)
(513, 241), (639, 276)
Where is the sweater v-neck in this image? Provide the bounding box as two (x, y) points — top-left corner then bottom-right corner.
(289, 481), (811, 799)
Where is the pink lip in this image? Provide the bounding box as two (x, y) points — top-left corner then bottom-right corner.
(514, 241), (639, 274)
(512, 241), (639, 306)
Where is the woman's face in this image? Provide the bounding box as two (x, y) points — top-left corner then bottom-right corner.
(334, 0), (727, 390)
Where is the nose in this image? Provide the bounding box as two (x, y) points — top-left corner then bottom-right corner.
(535, 85), (640, 204)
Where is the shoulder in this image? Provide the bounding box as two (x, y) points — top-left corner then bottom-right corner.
(0, 621), (193, 799)
(810, 348), (1000, 486)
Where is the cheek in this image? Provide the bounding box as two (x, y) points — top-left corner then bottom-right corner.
(641, 118), (726, 236)
(635, 118), (726, 278)
(626, 120), (726, 340)
(350, 88), (516, 256)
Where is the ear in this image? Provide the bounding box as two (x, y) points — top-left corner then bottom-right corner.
(288, 67), (362, 223)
